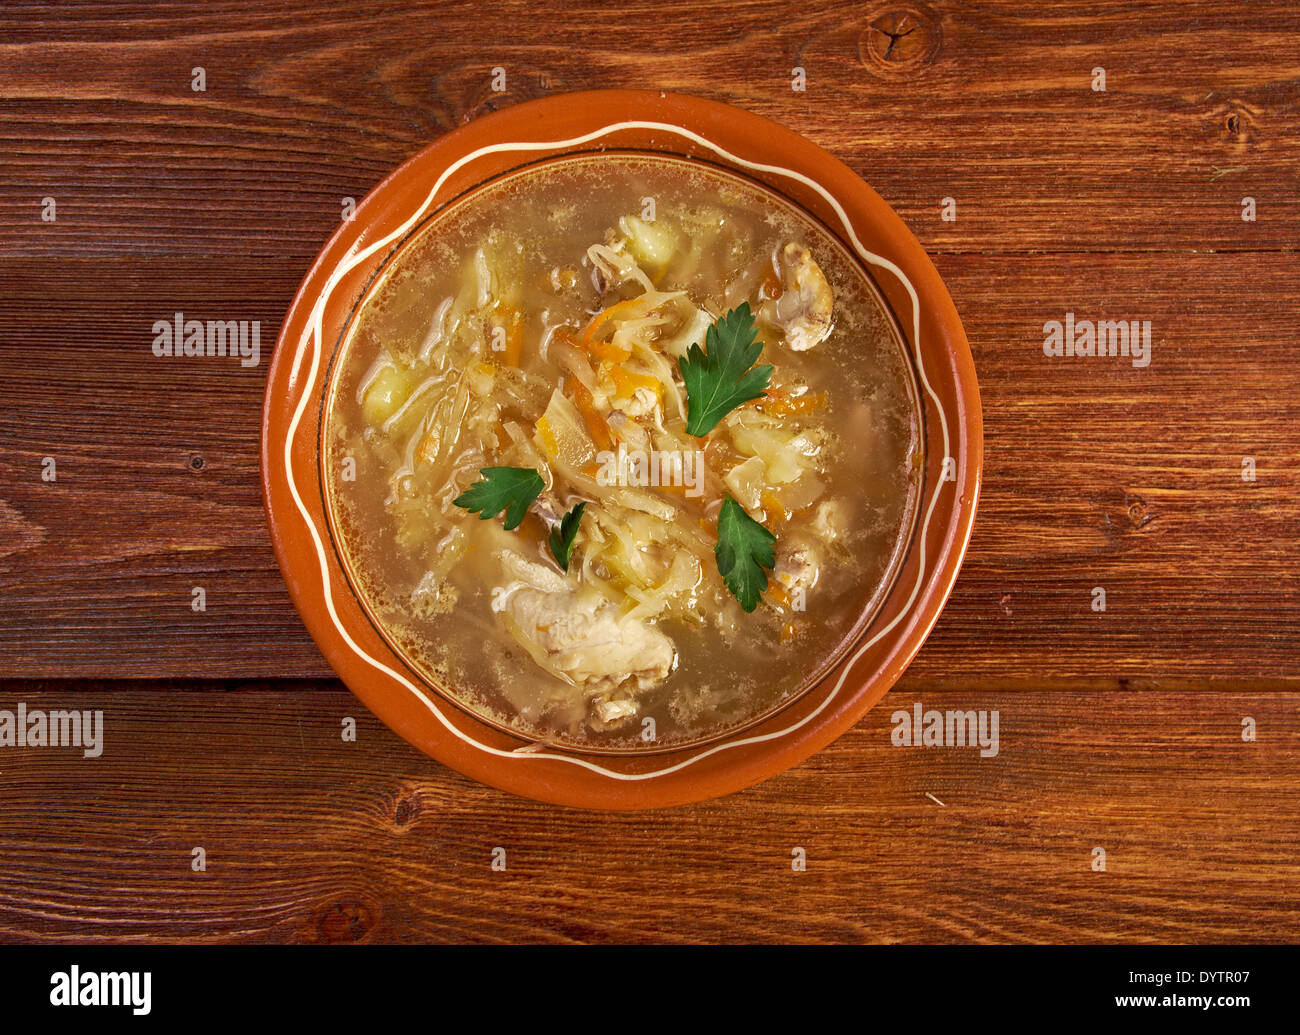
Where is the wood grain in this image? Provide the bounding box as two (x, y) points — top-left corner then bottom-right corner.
(1, 0), (1298, 945)
(0, 684), (1295, 944)
(1, 1), (1297, 257)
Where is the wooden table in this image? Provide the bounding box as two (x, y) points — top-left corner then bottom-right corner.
(2, 0), (1297, 943)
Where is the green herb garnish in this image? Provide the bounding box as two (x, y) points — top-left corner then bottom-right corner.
(715, 494), (777, 613)
(547, 501), (587, 572)
(452, 466), (544, 530)
(679, 303), (773, 436)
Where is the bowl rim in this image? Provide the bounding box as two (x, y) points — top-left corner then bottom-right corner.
(261, 88), (982, 810)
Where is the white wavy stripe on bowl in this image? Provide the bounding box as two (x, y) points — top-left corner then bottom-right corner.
(282, 120), (955, 781)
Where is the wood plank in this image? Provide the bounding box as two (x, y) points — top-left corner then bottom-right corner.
(1, 251), (1296, 678)
(0, 684), (1295, 943)
(0, 1), (1296, 259)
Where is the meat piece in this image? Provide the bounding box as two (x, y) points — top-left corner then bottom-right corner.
(619, 386), (659, 421)
(498, 552), (677, 695)
(810, 499), (847, 544)
(529, 490), (566, 530)
(507, 586), (676, 694)
(500, 550), (568, 593)
(769, 242), (834, 351)
(607, 409), (651, 450)
(590, 696), (639, 730)
(774, 537), (821, 599)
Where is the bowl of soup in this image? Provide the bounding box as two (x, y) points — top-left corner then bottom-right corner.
(262, 89), (981, 808)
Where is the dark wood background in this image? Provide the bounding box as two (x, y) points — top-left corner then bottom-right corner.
(1, 0), (1297, 943)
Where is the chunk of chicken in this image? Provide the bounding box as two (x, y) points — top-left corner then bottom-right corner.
(590, 696), (639, 731)
(769, 242), (834, 351)
(810, 498), (847, 544)
(619, 386), (660, 421)
(529, 490), (566, 531)
(607, 409), (651, 450)
(500, 550), (568, 593)
(774, 536), (821, 599)
(499, 552), (677, 697)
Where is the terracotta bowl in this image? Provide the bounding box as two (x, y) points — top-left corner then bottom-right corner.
(261, 89), (981, 809)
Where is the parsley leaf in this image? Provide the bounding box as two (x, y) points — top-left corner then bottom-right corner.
(679, 303), (773, 436)
(452, 466), (544, 530)
(715, 494), (777, 613)
(547, 501), (587, 572)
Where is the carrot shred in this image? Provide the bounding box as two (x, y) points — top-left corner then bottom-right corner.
(609, 365), (662, 400)
(552, 325), (582, 351)
(535, 415), (559, 459)
(751, 387), (827, 416)
(762, 490), (789, 523)
(588, 337), (632, 362)
(504, 308), (523, 367)
(569, 377), (613, 452)
(761, 265), (783, 300)
(744, 389), (776, 411)
(581, 298), (643, 342)
(580, 298), (644, 361)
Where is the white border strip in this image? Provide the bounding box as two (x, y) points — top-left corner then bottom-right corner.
(281, 121), (953, 781)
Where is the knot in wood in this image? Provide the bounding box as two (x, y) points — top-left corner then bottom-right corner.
(860, 4), (941, 79)
(314, 897), (376, 943)
(1124, 492), (1155, 531)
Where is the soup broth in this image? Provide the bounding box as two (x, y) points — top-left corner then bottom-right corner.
(324, 154), (920, 750)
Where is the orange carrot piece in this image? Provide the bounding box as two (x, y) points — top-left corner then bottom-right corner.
(580, 298), (644, 361)
(581, 298), (643, 342)
(746, 387), (781, 410)
(786, 391), (827, 414)
(504, 308), (523, 367)
(751, 388), (827, 416)
(587, 336), (633, 362)
(569, 377), (613, 452)
(609, 365), (661, 400)
(762, 490), (789, 523)
(552, 325), (582, 350)
(761, 265), (783, 300)
(535, 415), (559, 459)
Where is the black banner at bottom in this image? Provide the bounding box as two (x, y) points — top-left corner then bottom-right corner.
(0, 944), (1284, 1022)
